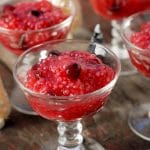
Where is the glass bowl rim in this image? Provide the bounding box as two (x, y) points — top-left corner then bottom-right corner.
(13, 39), (121, 101)
(0, 0), (76, 33)
(120, 10), (150, 53)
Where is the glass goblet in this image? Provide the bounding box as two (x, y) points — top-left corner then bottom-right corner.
(13, 40), (120, 150)
(0, 0), (76, 115)
(90, 0), (150, 76)
(121, 11), (150, 141)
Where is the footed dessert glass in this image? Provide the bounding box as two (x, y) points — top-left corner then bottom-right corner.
(121, 11), (150, 141)
(90, 0), (150, 76)
(0, 0), (76, 115)
(13, 40), (120, 150)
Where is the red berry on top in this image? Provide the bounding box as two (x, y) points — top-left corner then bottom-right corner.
(66, 63), (81, 80)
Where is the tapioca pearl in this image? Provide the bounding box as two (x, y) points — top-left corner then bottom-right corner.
(72, 53), (79, 57)
(72, 85), (78, 89)
(41, 66), (48, 71)
(63, 89), (70, 96)
(58, 84), (64, 89)
(51, 32), (58, 36)
(54, 70), (60, 76)
(56, 77), (63, 83)
(106, 76), (112, 83)
(62, 81), (67, 85)
(27, 21), (33, 28)
(62, 65), (66, 70)
(40, 59), (48, 65)
(3, 18), (10, 24)
(53, 84), (58, 90)
(69, 51), (85, 57)
(38, 3), (52, 12)
(34, 34), (43, 43)
(96, 71), (101, 77)
(33, 79), (45, 90)
(43, 32), (51, 38)
(84, 84), (92, 92)
(58, 56), (64, 61)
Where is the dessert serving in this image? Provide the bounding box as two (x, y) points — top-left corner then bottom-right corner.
(121, 11), (150, 141)
(0, 0), (75, 55)
(90, 0), (150, 76)
(122, 11), (150, 78)
(26, 50), (115, 121)
(13, 40), (120, 149)
(129, 22), (150, 77)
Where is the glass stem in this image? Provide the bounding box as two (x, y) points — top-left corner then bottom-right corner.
(111, 20), (128, 59)
(57, 121), (83, 150)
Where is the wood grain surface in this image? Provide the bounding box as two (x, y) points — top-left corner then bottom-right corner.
(0, 1), (150, 150)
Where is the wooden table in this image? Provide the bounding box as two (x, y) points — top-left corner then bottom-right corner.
(0, 1), (150, 150)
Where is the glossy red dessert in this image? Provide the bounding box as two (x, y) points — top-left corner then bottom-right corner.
(0, 1), (70, 55)
(129, 22), (150, 77)
(90, 0), (150, 20)
(26, 50), (115, 121)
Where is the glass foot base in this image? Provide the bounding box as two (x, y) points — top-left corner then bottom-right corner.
(57, 138), (105, 150)
(128, 103), (150, 141)
(57, 145), (83, 150)
(10, 82), (37, 115)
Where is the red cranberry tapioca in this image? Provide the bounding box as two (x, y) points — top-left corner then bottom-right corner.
(121, 11), (150, 77)
(26, 50), (114, 121)
(26, 50), (114, 95)
(0, 0), (76, 55)
(90, 0), (150, 20)
(129, 22), (150, 77)
(13, 40), (120, 122)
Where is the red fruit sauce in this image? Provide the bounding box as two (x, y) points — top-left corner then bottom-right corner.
(129, 22), (150, 77)
(26, 50), (115, 121)
(0, 1), (70, 55)
(90, 0), (150, 20)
